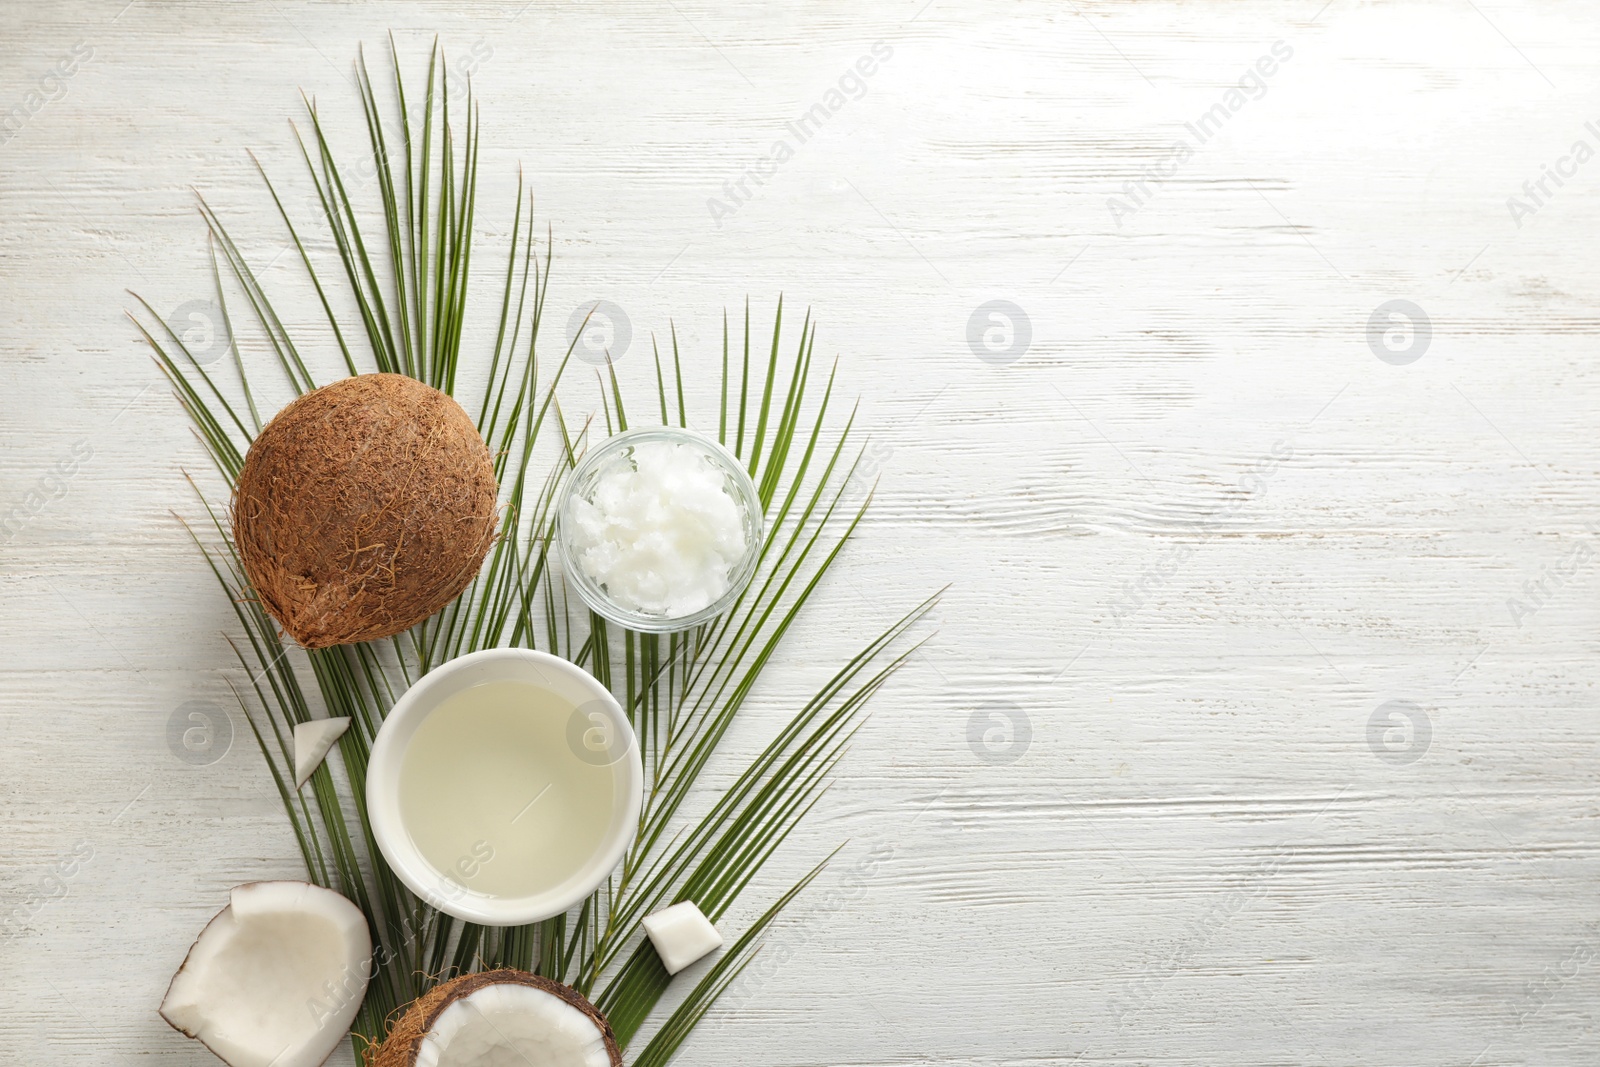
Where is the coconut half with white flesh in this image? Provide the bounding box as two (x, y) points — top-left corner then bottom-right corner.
(160, 881), (372, 1067)
(369, 969), (622, 1067)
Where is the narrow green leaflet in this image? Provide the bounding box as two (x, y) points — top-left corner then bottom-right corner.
(133, 40), (933, 1063)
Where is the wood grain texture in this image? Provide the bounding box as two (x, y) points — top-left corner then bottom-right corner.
(2, 1), (1598, 1064)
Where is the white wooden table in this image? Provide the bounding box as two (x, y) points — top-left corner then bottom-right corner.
(4, 1), (1598, 1063)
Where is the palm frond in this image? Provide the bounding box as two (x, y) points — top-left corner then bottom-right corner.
(131, 40), (932, 1061)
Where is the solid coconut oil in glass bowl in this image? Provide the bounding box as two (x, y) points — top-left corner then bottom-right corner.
(397, 680), (618, 901)
(556, 426), (764, 633)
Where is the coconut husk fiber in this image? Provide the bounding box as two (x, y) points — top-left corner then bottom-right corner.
(364, 969), (623, 1067)
(231, 373), (498, 649)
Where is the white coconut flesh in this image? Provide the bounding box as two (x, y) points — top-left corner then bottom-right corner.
(293, 716), (351, 788)
(414, 983), (614, 1067)
(160, 881), (372, 1067)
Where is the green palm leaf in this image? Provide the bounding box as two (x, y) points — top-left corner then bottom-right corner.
(132, 39), (933, 1063)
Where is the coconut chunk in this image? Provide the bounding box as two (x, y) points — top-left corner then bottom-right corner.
(160, 881), (372, 1067)
(641, 900), (722, 975)
(293, 717), (351, 788)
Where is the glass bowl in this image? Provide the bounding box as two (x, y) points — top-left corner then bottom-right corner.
(556, 426), (765, 633)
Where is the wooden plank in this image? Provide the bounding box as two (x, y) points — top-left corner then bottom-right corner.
(1, 1), (1597, 1063)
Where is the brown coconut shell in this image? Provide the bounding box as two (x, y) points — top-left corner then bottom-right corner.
(232, 373), (497, 649)
(365, 969), (623, 1067)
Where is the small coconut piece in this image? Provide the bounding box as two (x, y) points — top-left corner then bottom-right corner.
(368, 969), (621, 1067)
(160, 881), (372, 1067)
(641, 900), (722, 975)
(294, 717), (352, 788)
(232, 373), (498, 649)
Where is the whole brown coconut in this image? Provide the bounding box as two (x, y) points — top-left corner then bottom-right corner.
(366, 969), (623, 1067)
(232, 373), (497, 649)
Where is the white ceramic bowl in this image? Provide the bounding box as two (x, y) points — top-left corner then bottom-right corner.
(366, 648), (643, 926)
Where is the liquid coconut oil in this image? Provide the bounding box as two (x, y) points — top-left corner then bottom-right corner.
(398, 680), (617, 900)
